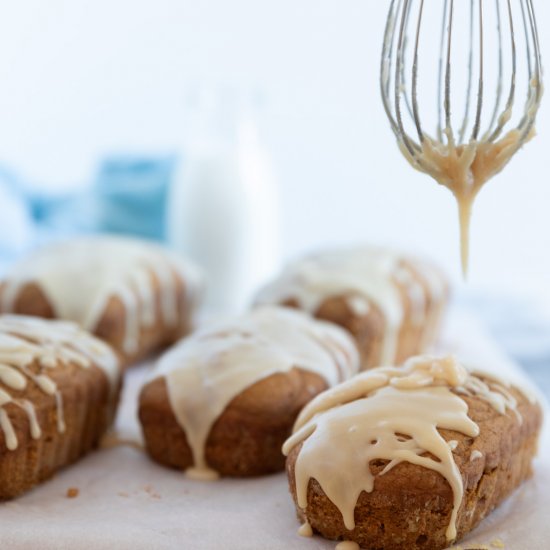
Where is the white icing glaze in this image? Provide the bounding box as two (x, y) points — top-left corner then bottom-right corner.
(298, 522), (313, 537)
(457, 376), (523, 424)
(283, 355), (525, 543)
(0, 406), (17, 450)
(255, 247), (446, 366)
(470, 450), (483, 462)
(0, 315), (120, 451)
(150, 306), (360, 480)
(0, 236), (203, 355)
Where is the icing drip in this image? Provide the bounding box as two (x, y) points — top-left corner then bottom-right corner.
(283, 355), (523, 543)
(0, 315), (119, 450)
(0, 365), (26, 389)
(0, 408), (17, 450)
(298, 522), (313, 537)
(399, 119), (539, 276)
(255, 247), (446, 366)
(151, 306), (360, 480)
(0, 237), (203, 355)
(470, 450), (483, 462)
(335, 543), (360, 550)
(448, 439), (459, 451)
(400, 131), (533, 276)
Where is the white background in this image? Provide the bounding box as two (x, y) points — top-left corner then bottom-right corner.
(0, 0), (548, 304)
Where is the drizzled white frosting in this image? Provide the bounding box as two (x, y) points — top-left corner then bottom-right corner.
(255, 247), (446, 365)
(283, 355), (526, 543)
(0, 315), (120, 451)
(149, 306), (360, 480)
(0, 236), (203, 355)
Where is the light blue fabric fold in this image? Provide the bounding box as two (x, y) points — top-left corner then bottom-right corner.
(92, 155), (176, 241)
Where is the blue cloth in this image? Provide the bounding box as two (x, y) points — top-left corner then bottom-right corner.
(0, 167), (34, 271)
(0, 155), (177, 273)
(92, 155), (176, 241)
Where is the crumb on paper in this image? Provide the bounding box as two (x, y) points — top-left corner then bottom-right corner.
(66, 487), (79, 499)
(491, 540), (505, 549)
(143, 484), (161, 499)
(118, 491), (129, 498)
(100, 431), (144, 451)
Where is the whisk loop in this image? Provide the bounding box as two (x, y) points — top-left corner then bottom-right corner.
(381, 0), (543, 276)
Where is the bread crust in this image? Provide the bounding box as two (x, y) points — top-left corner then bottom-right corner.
(0, 359), (121, 500)
(282, 259), (448, 370)
(0, 272), (193, 367)
(285, 384), (542, 550)
(139, 368), (328, 477)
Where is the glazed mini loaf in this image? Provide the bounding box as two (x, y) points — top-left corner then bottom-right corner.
(283, 355), (542, 550)
(139, 306), (359, 479)
(0, 315), (121, 500)
(0, 236), (203, 366)
(255, 246), (448, 370)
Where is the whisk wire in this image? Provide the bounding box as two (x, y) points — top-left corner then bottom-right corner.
(437, 0), (449, 141)
(381, 0), (542, 154)
(380, 0), (399, 138)
(512, 0), (541, 148)
(470, 0), (484, 142)
(399, 0), (417, 123)
(487, 0), (516, 143)
(484, 0), (504, 140)
(411, 0), (425, 142)
(444, 0), (455, 146)
(395, 0), (420, 160)
(458, 0), (475, 143)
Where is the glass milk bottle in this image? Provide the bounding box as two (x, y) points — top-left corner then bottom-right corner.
(167, 88), (280, 313)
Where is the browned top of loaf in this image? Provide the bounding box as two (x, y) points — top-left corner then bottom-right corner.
(283, 258), (443, 320)
(280, 258), (449, 368)
(0, 272), (191, 365)
(361, 386), (541, 493)
(286, 380), (542, 547)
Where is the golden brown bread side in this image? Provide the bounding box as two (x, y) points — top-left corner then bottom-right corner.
(0, 273), (193, 367)
(139, 368), (328, 476)
(0, 359), (121, 500)
(282, 259), (449, 370)
(286, 384), (542, 550)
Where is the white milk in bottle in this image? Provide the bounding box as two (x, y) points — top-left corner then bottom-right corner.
(167, 88), (280, 313)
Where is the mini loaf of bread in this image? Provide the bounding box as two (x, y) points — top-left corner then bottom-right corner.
(283, 355), (542, 550)
(255, 246), (448, 370)
(0, 236), (203, 366)
(0, 315), (121, 500)
(139, 306), (360, 480)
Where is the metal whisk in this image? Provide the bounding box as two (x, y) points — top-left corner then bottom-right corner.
(380, 0), (543, 275)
